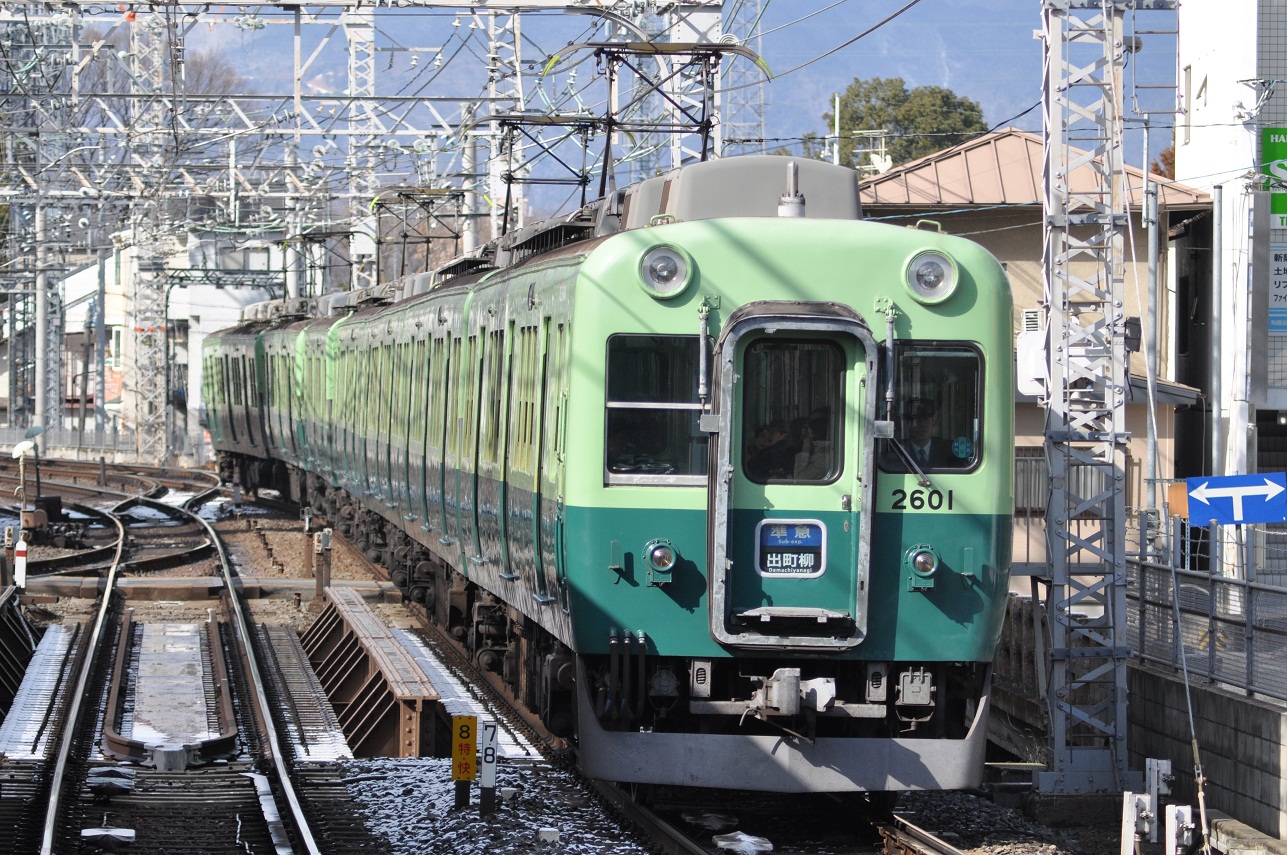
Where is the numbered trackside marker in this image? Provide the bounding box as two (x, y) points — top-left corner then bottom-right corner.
(14, 538), (26, 587)
(452, 715), (477, 782)
(479, 720), (498, 788)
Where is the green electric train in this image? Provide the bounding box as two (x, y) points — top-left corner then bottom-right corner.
(203, 155), (1014, 792)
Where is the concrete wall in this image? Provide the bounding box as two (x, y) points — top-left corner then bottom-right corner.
(1129, 661), (1287, 839)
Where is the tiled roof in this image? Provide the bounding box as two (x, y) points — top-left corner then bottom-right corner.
(859, 128), (1209, 210)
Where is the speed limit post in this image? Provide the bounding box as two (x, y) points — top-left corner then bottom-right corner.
(451, 715), (477, 810)
(479, 719), (498, 818)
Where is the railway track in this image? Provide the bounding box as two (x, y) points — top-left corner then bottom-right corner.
(0, 460), (224, 579)
(48, 492), (318, 854)
(880, 814), (973, 855)
(0, 478), (340, 854)
(2, 496), (220, 580)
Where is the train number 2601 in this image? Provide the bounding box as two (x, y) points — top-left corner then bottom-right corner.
(891, 488), (954, 511)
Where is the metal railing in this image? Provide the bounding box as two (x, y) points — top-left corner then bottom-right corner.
(1128, 517), (1287, 703)
(0, 422), (136, 456)
(1011, 450), (1287, 702)
(0, 422), (216, 464)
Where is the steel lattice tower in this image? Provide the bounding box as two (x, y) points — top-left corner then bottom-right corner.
(1039, 0), (1176, 793)
(721, 0), (767, 156)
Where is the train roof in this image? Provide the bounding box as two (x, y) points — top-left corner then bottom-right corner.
(617, 155), (861, 227)
(237, 155), (863, 322)
(439, 155), (860, 285)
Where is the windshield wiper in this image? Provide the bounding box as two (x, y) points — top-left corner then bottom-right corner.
(885, 437), (933, 489)
(880, 311), (934, 489)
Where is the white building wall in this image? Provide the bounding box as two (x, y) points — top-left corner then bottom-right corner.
(43, 235), (279, 456)
(1176, 0), (1264, 475)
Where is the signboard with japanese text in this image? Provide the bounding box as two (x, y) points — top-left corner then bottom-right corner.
(1265, 129), (1287, 226)
(754, 519), (826, 578)
(1272, 245), (1287, 334)
(451, 715), (477, 781)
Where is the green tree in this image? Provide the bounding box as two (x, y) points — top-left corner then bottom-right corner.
(823, 76), (988, 169)
(1152, 142), (1175, 179)
(770, 131), (825, 160)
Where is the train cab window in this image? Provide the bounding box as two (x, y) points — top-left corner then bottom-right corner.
(878, 345), (982, 473)
(605, 335), (709, 485)
(741, 340), (845, 484)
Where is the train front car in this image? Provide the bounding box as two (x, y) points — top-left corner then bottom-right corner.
(564, 157), (1013, 792)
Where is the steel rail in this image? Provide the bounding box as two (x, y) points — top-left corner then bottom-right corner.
(0, 501), (120, 571)
(0, 475), (158, 505)
(21, 495), (217, 578)
(100, 611), (240, 766)
(38, 511), (127, 855)
(588, 781), (712, 855)
(329, 523), (712, 854)
(189, 493), (323, 855)
(879, 814), (971, 855)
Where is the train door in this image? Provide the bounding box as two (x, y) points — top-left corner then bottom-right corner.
(263, 346), (277, 453)
(240, 351), (259, 449)
(474, 325), (506, 566)
(539, 320), (570, 609)
(442, 334), (463, 549)
(204, 352), (226, 445)
(707, 304), (879, 651)
(356, 344), (373, 495)
(226, 352), (239, 444)
(427, 335), (450, 538)
(515, 323), (553, 603)
(375, 341), (393, 501)
(407, 336), (427, 523)
(391, 340), (410, 512)
(458, 330), (483, 567)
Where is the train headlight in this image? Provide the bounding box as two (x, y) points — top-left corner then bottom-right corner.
(644, 538), (677, 586)
(904, 250), (958, 304)
(638, 245), (694, 299)
(904, 544), (940, 592)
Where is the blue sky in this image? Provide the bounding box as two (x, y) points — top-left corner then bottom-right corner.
(754, 0), (1043, 147)
(749, 0), (1177, 169)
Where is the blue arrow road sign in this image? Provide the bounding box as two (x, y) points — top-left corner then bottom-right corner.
(1186, 473), (1287, 525)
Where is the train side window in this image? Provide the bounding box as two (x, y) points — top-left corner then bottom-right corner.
(447, 336), (462, 453)
(511, 325), (539, 475)
(463, 333), (481, 467)
(877, 345), (982, 473)
(604, 334), (709, 485)
(410, 338), (427, 447)
(740, 340), (844, 485)
(482, 327), (506, 465)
